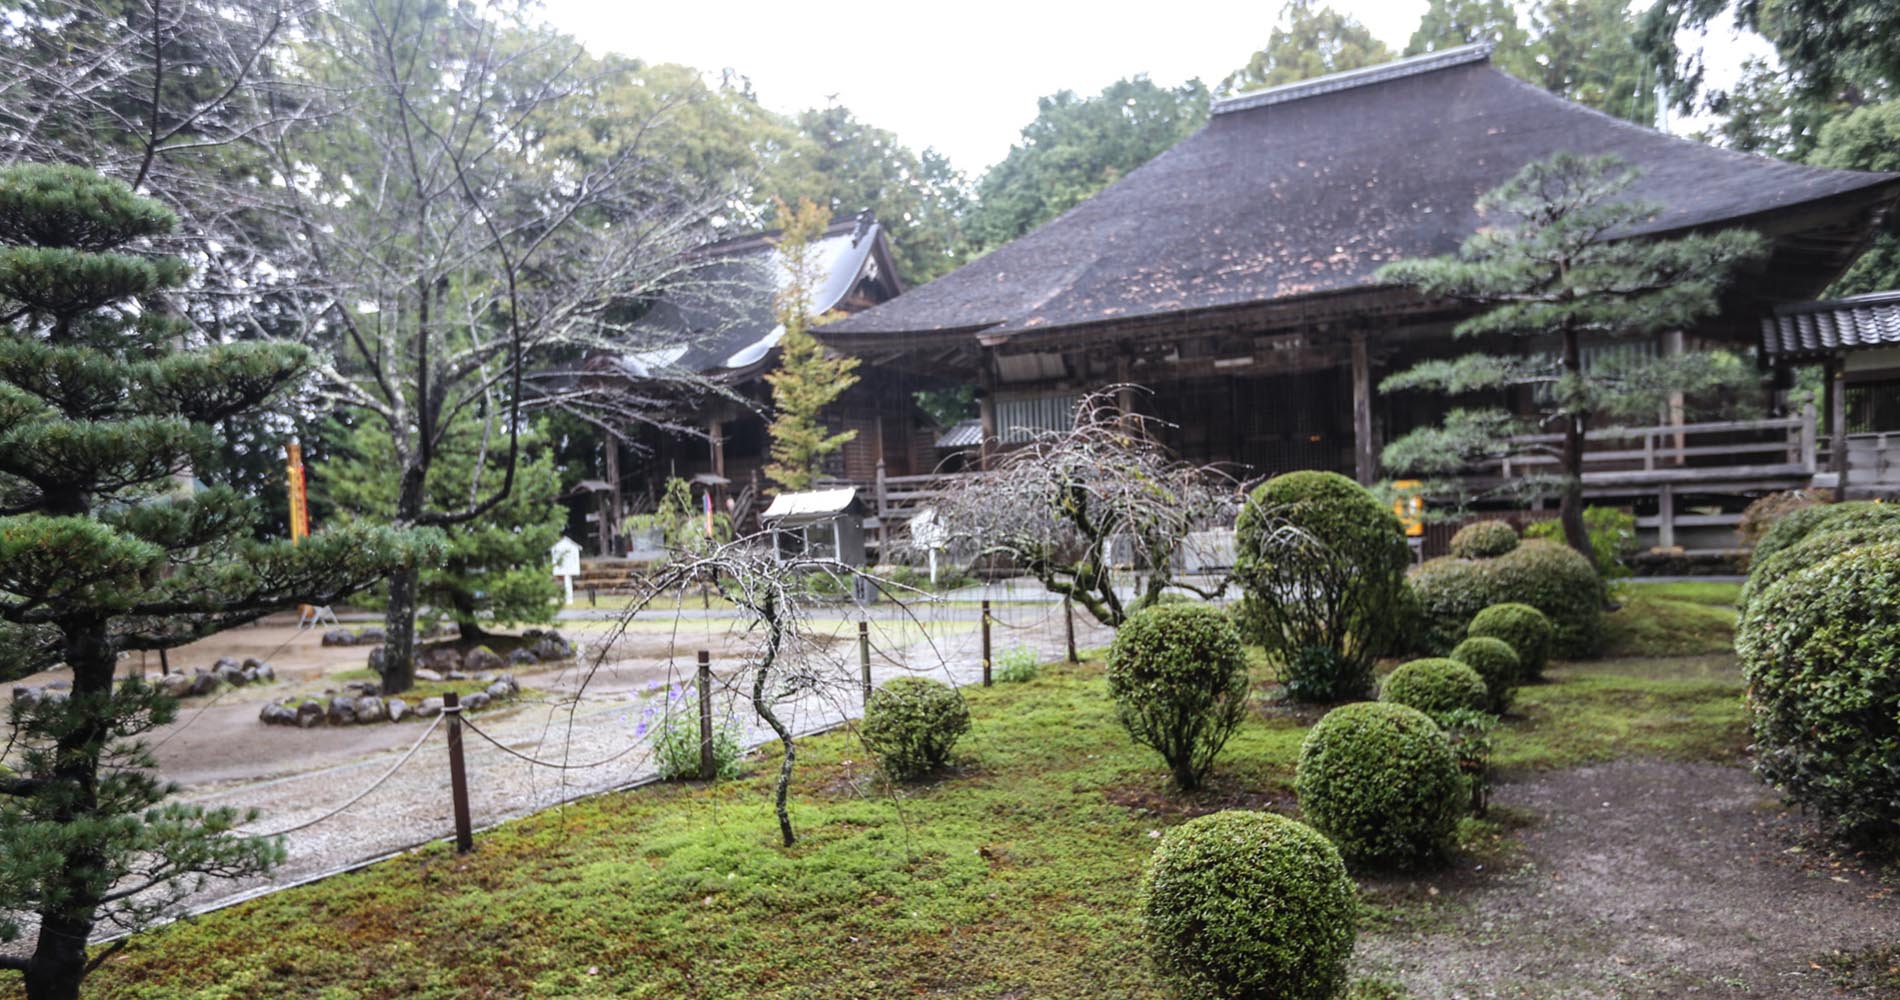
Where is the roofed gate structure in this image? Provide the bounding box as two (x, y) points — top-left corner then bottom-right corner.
(822, 45), (1900, 549)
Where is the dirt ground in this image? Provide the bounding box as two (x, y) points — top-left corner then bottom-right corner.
(1360, 758), (1899, 999)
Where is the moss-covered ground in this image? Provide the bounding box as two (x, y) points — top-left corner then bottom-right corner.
(47, 633), (1761, 1000)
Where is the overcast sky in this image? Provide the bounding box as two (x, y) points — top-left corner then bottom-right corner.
(537, 0), (1770, 176)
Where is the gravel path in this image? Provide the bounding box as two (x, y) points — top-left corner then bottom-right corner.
(144, 599), (1114, 928)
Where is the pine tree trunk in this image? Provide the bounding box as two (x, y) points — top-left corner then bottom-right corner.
(1559, 328), (1591, 560)
(379, 464), (429, 695)
(25, 621), (115, 1000)
(451, 591), (486, 642)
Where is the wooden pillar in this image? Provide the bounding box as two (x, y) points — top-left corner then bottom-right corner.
(1115, 354), (1136, 420)
(601, 432), (622, 556)
(1350, 333), (1374, 485)
(1664, 330), (1687, 464)
(977, 350), (997, 471)
(1657, 483), (1677, 550)
(1828, 357), (1849, 495)
(707, 419), (725, 479)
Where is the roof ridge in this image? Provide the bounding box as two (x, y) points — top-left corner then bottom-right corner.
(1210, 42), (1493, 116)
(1775, 289), (1900, 316)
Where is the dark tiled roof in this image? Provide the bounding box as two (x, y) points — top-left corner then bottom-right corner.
(824, 47), (1900, 344)
(1761, 291), (1900, 359)
(616, 217), (895, 378)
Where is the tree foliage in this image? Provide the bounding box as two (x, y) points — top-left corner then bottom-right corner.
(1375, 154), (1763, 558)
(764, 198), (860, 493)
(1220, 0), (1394, 96)
(966, 76), (1208, 252)
(0, 164), (423, 1000)
(1806, 101), (1900, 296)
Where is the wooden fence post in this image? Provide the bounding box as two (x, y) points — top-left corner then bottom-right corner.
(697, 650), (715, 781)
(981, 599), (992, 687)
(858, 620), (872, 706)
(444, 691), (473, 854)
(1064, 596), (1078, 663)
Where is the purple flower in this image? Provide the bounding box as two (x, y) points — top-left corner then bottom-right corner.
(635, 720), (648, 738)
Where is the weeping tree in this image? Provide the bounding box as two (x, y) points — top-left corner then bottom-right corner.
(937, 389), (1241, 627)
(0, 166), (424, 1000)
(1375, 153), (1764, 558)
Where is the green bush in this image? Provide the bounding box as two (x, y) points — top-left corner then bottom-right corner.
(1435, 707), (1499, 816)
(1406, 556), (1492, 653)
(860, 677), (972, 781)
(1486, 540), (1605, 658)
(1465, 602), (1556, 681)
(1295, 701), (1464, 865)
(994, 645), (1040, 683)
(1379, 658), (1488, 717)
(1235, 471), (1410, 702)
(1450, 636), (1522, 712)
(1751, 500), (1900, 565)
(1742, 517), (1900, 608)
(1140, 810), (1357, 1000)
(654, 712), (744, 782)
(1106, 603), (1251, 790)
(1525, 507), (1638, 580)
(1447, 520), (1519, 559)
(1737, 541), (1900, 842)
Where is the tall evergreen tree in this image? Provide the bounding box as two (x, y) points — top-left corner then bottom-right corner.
(1806, 102), (1900, 297)
(1375, 154), (1763, 558)
(1220, 0), (1393, 96)
(325, 415), (564, 641)
(0, 165), (419, 1000)
(764, 198), (859, 493)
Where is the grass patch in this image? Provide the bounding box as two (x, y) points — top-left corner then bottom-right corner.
(60, 652), (1748, 999)
(1821, 943), (1900, 997)
(1600, 581), (1740, 658)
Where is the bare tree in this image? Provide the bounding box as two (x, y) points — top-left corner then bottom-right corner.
(934, 389), (1243, 628)
(250, 0), (736, 692)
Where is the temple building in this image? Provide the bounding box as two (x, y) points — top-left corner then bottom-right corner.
(818, 44), (1900, 550)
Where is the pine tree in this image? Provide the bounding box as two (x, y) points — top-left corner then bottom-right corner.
(0, 165), (423, 1000)
(1375, 154), (1763, 559)
(325, 414), (565, 641)
(764, 198), (859, 493)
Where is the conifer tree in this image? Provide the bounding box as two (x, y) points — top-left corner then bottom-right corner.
(0, 165), (422, 1000)
(1376, 154), (1763, 559)
(764, 198), (859, 492)
(325, 414), (565, 641)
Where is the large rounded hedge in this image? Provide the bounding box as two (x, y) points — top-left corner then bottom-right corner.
(1750, 500), (1900, 566)
(1295, 701), (1463, 865)
(1742, 519), (1900, 609)
(1235, 470), (1410, 702)
(1737, 541), (1900, 842)
(1450, 636), (1522, 712)
(1140, 810), (1357, 1000)
(1107, 603), (1251, 790)
(1448, 520), (1519, 559)
(1405, 556), (1491, 653)
(1380, 658), (1488, 717)
(1465, 603), (1555, 681)
(1406, 540), (1601, 658)
(860, 677), (971, 781)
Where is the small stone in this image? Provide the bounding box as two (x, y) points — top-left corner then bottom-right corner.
(445, 671), (468, 681)
(11, 686), (39, 709)
(484, 680), (512, 702)
(357, 627), (386, 644)
(212, 656), (240, 672)
(507, 648), (537, 666)
(386, 698), (409, 723)
(256, 663), (275, 683)
(414, 668), (444, 683)
(496, 674), (519, 696)
(43, 680), (69, 691)
(415, 697), (444, 719)
(530, 637), (573, 662)
(156, 674), (194, 699)
(259, 703), (296, 726)
(354, 695), (387, 724)
(366, 647), (387, 675)
(326, 696), (356, 725)
(219, 664), (247, 686)
(461, 691), (491, 712)
(295, 700), (325, 728)
(240, 666), (260, 684)
(189, 672), (219, 697)
(321, 630), (356, 647)
(464, 646), (504, 672)
(242, 657), (266, 671)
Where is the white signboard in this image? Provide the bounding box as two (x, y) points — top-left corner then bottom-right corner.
(551, 536), (582, 604)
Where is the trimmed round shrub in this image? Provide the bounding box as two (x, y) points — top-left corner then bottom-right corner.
(1295, 701), (1464, 865)
(1140, 810), (1357, 1000)
(1738, 542), (1900, 842)
(1236, 470), (1410, 702)
(1751, 500), (1900, 566)
(1379, 658), (1488, 717)
(1741, 520), (1900, 609)
(1448, 520), (1519, 559)
(1405, 556), (1491, 653)
(1107, 603), (1250, 789)
(1485, 540), (1605, 659)
(1450, 636), (1522, 712)
(860, 677), (971, 781)
(1466, 603), (1555, 681)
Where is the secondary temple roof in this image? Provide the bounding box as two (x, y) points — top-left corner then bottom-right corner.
(823, 45), (1900, 347)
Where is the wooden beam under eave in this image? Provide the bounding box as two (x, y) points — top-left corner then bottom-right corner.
(1351, 332), (1374, 485)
